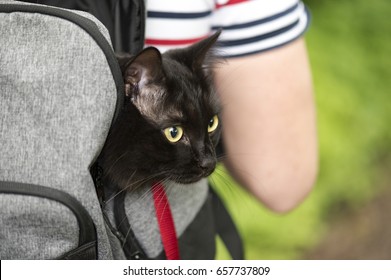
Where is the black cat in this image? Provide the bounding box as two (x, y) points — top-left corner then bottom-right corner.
(99, 31), (222, 191)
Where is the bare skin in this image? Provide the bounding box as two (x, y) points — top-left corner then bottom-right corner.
(215, 38), (318, 213)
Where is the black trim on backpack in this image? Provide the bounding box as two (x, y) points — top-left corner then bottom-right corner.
(0, 181), (97, 260)
(211, 187), (244, 260)
(112, 183), (244, 260)
(174, 190), (217, 260)
(174, 187), (244, 260)
(113, 190), (148, 260)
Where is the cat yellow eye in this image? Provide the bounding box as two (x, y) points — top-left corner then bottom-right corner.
(163, 126), (184, 143)
(208, 115), (219, 133)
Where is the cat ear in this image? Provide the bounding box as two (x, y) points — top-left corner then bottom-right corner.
(121, 47), (163, 97)
(116, 52), (134, 73)
(188, 30), (222, 69)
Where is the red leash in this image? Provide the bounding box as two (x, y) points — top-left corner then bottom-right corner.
(152, 182), (180, 260)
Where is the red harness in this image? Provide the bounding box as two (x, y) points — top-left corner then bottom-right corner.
(152, 182), (180, 260)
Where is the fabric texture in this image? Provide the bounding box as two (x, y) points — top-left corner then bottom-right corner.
(123, 179), (208, 258)
(0, 193), (78, 259)
(145, 0), (310, 57)
(0, 0), (118, 259)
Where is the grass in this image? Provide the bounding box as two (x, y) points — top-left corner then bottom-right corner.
(211, 0), (391, 259)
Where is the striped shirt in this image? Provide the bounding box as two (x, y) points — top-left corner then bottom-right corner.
(145, 0), (310, 57)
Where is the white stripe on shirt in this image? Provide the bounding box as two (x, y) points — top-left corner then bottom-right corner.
(144, 0), (310, 57)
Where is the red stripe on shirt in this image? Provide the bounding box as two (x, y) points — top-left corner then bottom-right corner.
(145, 36), (207, 46)
(216, 0), (249, 9)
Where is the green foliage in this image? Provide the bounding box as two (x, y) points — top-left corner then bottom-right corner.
(307, 0), (391, 213)
(212, 0), (391, 259)
(211, 165), (324, 260)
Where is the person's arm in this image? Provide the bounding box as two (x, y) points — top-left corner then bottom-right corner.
(215, 38), (318, 213)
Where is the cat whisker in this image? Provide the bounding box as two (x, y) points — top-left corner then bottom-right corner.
(126, 170), (166, 189)
(104, 169), (138, 205)
(120, 181), (174, 251)
(210, 170), (244, 209)
(216, 151), (272, 188)
(212, 167), (264, 209)
(128, 173), (173, 205)
(153, 185), (172, 222)
(105, 150), (130, 176)
(217, 152), (271, 161)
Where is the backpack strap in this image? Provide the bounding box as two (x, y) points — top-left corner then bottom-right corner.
(210, 187), (244, 260)
(111, 183), (244, 260)
(113, 190), (148, 260)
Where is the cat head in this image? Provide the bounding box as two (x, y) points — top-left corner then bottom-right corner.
(103, 31), (222, 189)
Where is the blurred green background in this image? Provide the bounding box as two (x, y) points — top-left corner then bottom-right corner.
(212, 0), (391, 259)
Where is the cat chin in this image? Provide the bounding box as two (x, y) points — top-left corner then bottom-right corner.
(171, 177), (204, 185)
(169, 171), (215, 185)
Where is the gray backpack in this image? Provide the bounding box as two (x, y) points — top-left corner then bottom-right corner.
(0, 0), (243, 260)
(0, 0), (127, 259)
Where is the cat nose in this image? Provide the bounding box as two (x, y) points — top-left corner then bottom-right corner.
(198, 157), (216, 173)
